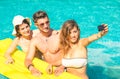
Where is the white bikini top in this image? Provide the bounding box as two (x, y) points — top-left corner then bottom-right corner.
(62, 58), (87, 68)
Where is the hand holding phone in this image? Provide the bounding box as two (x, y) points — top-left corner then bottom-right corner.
(98, 24), (105, 31)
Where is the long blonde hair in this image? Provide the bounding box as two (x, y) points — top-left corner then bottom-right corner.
(60, 20), (80, 55)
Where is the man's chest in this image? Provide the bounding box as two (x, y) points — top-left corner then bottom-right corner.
(36, 39), (59, 54)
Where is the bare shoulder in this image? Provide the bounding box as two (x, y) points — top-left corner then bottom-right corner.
(31, 35), (39, 42)
(9, 37), (20, 46)
(52, 30), (60, 35)
(32, 29), (40, 37)
(13, 37), (20, 42)
(79, 38), (89, 46)
(80, 38), (88, 42)
(32, 29), (39, 33)
(31, 34), (42, 45)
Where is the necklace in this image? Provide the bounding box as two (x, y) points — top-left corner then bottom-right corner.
(46, 38), (48, 42)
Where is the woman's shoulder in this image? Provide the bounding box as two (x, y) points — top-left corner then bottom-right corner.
(13, 37), (20, 41)
(11, 37), (20, 46)
(79, 38), (89, 46)
(80, 38), (88, 42)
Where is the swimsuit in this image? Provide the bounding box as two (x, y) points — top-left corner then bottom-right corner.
(17, 46), (22, 51)
(62, 58), (87, 68)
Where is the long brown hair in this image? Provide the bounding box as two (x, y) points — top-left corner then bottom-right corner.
(59, 20), (80, 55)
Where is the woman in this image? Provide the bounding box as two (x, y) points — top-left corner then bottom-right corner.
(4, 15), (40, 64)
(59, 20), (108, 79)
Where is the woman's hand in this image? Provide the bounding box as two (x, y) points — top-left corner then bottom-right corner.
(5, 57), (14, 64)
(101, 24), (108, 36)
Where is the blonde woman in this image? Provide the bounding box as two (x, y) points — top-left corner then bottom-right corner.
(57, 20), (108, 79)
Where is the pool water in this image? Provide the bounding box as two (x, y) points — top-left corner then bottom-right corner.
(0, 74), (9, 79)
(0, 0), (120, 79)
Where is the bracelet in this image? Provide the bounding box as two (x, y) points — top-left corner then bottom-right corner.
(64, 67), (67, 72)
(27, 64), (34, 70)
(97, 33), (101, 39)
(97, 35), (100, 39)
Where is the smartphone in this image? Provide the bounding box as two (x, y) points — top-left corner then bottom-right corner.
(98, 25), (105, 31)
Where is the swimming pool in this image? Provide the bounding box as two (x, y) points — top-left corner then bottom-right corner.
(0, 0), (120, 79)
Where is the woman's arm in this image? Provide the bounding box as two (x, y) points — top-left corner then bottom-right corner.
(82, 24), (108, 46)
(4, 38), (19, 64)
(88, 24), (108, 42)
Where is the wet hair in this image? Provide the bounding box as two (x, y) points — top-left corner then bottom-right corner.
(60, 20), (80, 54)
(33, 10), (48, 23)
(15, 19), (30, 37)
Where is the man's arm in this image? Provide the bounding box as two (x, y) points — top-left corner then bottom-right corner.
(24, 39), (42, 76)
(24, 39), (35, 68)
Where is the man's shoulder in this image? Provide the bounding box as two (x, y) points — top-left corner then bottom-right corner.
(31, 35), (40, 43)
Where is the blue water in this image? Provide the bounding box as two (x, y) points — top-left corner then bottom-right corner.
(0, 74), (9, 79)
(0, 0), (120, 79)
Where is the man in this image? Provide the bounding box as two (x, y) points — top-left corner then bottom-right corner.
(24, 10), (64, 76)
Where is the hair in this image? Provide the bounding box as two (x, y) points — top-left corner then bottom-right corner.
(15, 19), (30, 37)
(59, 20), (80, 54)
(33, 10), (48, 23)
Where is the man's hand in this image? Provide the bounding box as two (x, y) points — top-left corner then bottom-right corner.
(54, 65), (65, 76)
(29, 66), (42, 77)
(46, 64), (53, 74)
